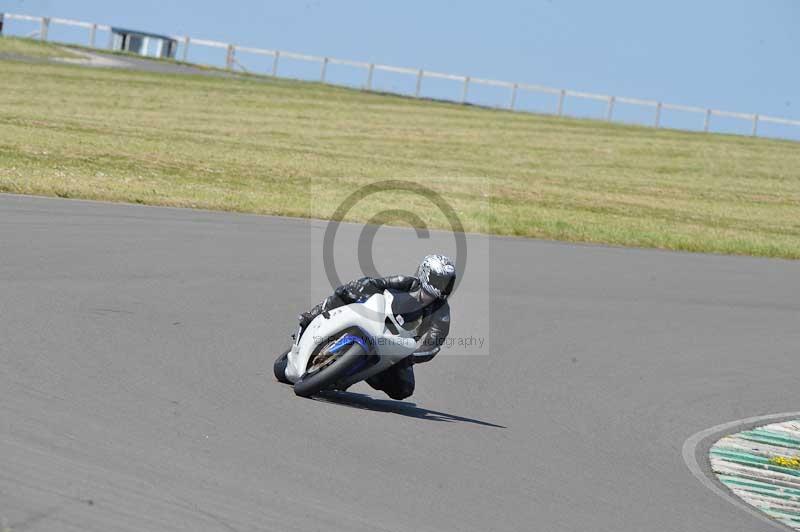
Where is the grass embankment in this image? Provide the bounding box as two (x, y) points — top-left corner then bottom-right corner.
(0, 36), (80, 59)
(1, 37), (799, 258)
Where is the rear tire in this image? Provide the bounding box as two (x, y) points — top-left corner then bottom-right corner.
(293, 343), (367, 398)
(273, 349), (291, 384)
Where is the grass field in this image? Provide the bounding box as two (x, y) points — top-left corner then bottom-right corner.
(0, 36), (80, 59)
(1, 37), (799, 258)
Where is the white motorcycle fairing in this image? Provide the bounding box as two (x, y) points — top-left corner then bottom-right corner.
(284, 291), (419, 389)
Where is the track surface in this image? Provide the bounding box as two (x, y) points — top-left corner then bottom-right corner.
(58, 48), (242, 77)
(1, 194), (798, 532)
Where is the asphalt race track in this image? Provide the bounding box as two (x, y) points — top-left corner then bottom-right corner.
(60, 48), (246, 78)
(1, 194), (799, 532)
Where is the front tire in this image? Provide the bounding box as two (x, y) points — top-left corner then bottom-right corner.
(274, 349), (291, 384)
(293, 343), (366, 398)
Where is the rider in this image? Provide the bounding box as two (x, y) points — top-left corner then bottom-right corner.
(296, 254), (455, 400)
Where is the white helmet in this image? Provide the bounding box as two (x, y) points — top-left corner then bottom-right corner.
(416, 254), (456, 299)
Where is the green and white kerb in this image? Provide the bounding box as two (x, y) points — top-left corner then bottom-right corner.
(711, 420), (800, 530)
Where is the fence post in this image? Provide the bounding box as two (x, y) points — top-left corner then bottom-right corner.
(704, 109), (712, 132)
(751, 115), (759, 137)
(509, 83), (518, 110)
(320, 57), (329, 82)
(366, 63), (374, 90)
(654, 102), (662, 128)
(182, 36), (190, 61)
(415, 69), (423, 97)
(606, 96), (615, 121)
(557, 89), (566, 116)
(40, 17), (50, 41)
(271, 51), (280, 76)
(461, 76), (470, 103)
(225, 44), (235, 70)
(89, 23), (97, 47)
(0, 13), (4, 35)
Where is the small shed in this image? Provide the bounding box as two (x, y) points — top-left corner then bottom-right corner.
(111, 27), (177, 59)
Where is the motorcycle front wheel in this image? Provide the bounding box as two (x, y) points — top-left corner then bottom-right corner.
(293, 343), (367, 398)
(273, 349), (291, 384)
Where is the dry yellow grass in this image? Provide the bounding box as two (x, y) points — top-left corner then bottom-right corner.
(1, 37), (799, 258)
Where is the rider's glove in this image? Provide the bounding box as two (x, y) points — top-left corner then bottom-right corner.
(333, 284), (355, 302)
(335, 277), (376, 303)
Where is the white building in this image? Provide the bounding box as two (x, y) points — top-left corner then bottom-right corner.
(111, 27), (177, 59)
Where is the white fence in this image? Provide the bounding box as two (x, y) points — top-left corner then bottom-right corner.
(3, 12), (800, 140)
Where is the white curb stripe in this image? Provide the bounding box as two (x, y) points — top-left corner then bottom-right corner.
(683, 412), (800, 531)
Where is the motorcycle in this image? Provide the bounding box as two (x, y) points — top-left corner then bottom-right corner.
(274, 289), (423, 398)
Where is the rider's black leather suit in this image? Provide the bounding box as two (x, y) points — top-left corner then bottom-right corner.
(300, 275), (451, 399)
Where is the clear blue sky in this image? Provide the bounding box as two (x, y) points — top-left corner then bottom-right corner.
(3, 0), (799, 138)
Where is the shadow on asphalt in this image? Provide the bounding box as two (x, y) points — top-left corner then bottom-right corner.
(314, 391), (506, 429)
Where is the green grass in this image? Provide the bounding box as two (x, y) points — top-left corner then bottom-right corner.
(1, 37), (799, 258)
(0, 36), (80, 59)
